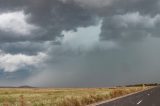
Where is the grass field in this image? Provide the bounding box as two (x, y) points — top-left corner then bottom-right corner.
(0, 87), (148, 106)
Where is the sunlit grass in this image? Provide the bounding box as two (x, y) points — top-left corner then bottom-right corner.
(0, 87), (148, 106)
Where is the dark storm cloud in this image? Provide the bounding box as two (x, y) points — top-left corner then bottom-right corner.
(0, 0), (97, 42)
(100, 13), (160, 42)
(1, 0), (160, 43)
(61, 0), (160, 43)
(73, 0), (160, 16)
(0, 41), (50, 55)
(93, 0), (160, 42)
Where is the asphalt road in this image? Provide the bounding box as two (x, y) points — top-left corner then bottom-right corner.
(98, 86), (160, 106)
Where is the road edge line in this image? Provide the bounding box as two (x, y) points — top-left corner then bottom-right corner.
(87, 86), (156, 106)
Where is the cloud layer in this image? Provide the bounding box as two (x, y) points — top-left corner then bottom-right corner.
(0, 0), (160, 87)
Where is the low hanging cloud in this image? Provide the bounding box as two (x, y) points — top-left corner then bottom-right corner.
(0, 41), (51, 55)
(0, 11), (38, 35)
(0, 50), (47, 72)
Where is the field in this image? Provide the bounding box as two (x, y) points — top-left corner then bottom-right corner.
(0, 87), (148, 106)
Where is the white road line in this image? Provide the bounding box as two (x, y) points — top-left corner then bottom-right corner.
(137, 100), (142, 105)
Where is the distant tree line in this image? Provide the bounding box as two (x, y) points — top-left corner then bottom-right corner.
(125, 83), (159, 87)
(116, 83), (159, 87)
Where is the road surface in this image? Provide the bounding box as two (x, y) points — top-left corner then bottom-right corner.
(98, 86), (160, 106)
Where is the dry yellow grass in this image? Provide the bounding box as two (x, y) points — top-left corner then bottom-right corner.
(0, 87), (148, 106)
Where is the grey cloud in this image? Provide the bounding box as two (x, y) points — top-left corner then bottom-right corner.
(0, 0), (97, 42)
(61, 0), (160, 43)
(67, 0), (160, 15)
(0, 41), (50, 55)
(100, 12), (160, 43)
(1, 0), (160, 43)
(96, 0), (160, 42)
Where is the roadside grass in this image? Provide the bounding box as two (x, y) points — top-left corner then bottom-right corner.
(0, 87), (148, 106)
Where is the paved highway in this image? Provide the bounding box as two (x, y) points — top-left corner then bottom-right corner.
(98, 86), (160, 106)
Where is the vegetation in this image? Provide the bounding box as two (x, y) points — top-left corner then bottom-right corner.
(0, 86), (148, 106)
(125, 83), (159, 87)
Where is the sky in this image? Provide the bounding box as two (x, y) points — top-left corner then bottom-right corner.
(0, 0), (160, 87)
